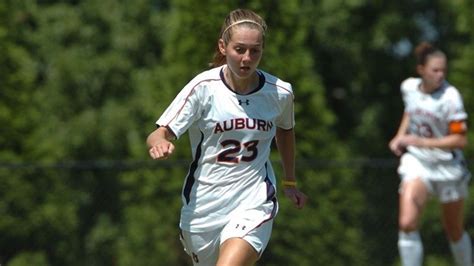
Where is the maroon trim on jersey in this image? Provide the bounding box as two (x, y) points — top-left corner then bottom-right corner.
(183, 132), (205, 204)
(161, 77), (221, 127)
(253, 163), (278, 229)
(265, 170), (276, 202)
(219, 68), (266, 95)
(264, 162), (278, 219)
(264, 79), (294, 100)
(241, 164), (278, 234)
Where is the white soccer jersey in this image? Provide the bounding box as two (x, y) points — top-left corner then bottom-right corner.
(157, 65), (294, 232)
(401, 77), (468, 164)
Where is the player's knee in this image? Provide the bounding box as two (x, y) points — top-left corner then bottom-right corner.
(399, 217), (418, 232)
(445, 227), (464, 242)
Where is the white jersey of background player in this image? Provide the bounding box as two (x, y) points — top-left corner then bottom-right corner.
(400, 77), (470, 180)
(389, 42), (471, 266)
(147, 9), (307, 266)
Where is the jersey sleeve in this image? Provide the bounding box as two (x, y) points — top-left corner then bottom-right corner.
(443, 87), (468, 122)
(156, 80), (204, 139)
(400, 78), (417, 112)
(275, 84), (295, 130)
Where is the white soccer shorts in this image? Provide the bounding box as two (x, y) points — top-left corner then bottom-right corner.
(179, 218), (273, 266)
(398, 152), (470, 203)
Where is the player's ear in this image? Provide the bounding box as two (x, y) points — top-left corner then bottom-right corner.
(416, 64), (424, 76)
(218, 39), (226, 55)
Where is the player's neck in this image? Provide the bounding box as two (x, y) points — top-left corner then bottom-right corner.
(224, 68), (259, 94)
(419, 82), (440, 94)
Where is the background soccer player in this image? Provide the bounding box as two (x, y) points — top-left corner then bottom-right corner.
(389, 42), (471, 266)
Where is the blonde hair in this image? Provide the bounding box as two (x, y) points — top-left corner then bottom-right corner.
(210, 9), (267, 68)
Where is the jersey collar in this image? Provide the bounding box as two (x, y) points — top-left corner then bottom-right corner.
(219, 66), (266, 95)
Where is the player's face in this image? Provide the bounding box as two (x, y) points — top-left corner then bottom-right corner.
(219, 27), (263, 79)
(418, 55), (447, 93)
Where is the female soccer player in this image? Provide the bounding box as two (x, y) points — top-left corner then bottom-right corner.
(389, 42), (471, 266)
(147, 9), (307, 266)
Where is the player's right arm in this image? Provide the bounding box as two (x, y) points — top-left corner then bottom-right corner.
(147, 126), (176, 160)
(389, 112), (410, 156)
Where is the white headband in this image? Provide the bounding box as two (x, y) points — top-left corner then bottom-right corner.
(222, 19), (265, 37)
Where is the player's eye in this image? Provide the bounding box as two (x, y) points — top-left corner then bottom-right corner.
(234, 47), (245, 54)
(250, 48), (261, 54)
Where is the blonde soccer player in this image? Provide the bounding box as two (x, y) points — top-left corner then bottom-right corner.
(147, 9), (307, 266)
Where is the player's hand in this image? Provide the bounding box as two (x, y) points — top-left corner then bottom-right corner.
(389, 137), (404, 156)
(283, 187), (308, 209)
(149, 140), (175, 160)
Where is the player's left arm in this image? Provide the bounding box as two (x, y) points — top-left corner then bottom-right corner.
(401, 120), (468, 149)
(275, 127), (307, 209)
(275, 127), (296, 182)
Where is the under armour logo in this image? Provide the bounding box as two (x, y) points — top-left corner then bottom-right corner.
(235, 224), (247, 230)
(238, 99), (250, 105)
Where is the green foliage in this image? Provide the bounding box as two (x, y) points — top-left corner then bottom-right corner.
(1, 0), (474, 265)
(7, 251), (49, 266)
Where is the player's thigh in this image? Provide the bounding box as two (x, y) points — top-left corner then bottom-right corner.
(217, 237), (258, 266)
(398, 154), (431, 213)
(431, 177), (469, 239)
(218, 219), (273, 265)
(398, 178), (429, 229)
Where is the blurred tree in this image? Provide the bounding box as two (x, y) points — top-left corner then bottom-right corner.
(1, 0), (168, 265)
(0, 1), (80, 265)
(0, 0), (37, 161)
(1, 0), (473, 265)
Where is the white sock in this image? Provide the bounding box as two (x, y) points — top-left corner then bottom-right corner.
(449, 231), (472, 266)
(398, 231), (423, 266)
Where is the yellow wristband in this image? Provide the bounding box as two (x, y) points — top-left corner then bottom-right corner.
(282, 180), (297, 187)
